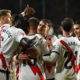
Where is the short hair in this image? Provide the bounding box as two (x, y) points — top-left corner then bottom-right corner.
(61, 18), (74, 32)
(40, 19), (53, 28)
(40, 19), (49, 25)
(28, 17), (39, 29)
(0, 9), (11, 19)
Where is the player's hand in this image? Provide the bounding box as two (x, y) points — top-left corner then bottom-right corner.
(28, 49), (38, 58)
(24, 5), (36, 16)
(17, 52), (28, 60)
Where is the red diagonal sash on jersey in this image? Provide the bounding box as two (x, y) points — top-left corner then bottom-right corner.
(26, 57), (44, 80)
(15, 57), (44, 80)
(0, 53), (7, 69)
(0, 26), (7, 69)
(30, 65), (44, 80)
(60, 40), (80, 74)
(16, 66), (19, 80)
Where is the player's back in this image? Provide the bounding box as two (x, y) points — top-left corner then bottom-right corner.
(53, 36), (80, 80)
(0, 24), (26, 70)
(17, 34), (47, 80)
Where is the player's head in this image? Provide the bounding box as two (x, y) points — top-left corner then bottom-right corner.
(74, 19), (80, 39)
(61, 18), (74, 32)
(0, 9), (11, 25)
(28, 17), (39, 30)
(37, 19), (50, 37)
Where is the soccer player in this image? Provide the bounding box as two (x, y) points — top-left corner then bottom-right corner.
(74, 20), (80, 80)
(37, 19), (57, 80)
(0, 9), (38, 80)
(74, 20), (80, 40)
(11, 5), (36, 34)
(43, 18), (80, 80)
(12, 17), (48, 80)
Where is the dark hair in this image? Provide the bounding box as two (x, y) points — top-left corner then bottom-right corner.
(75, 19), (80, 25)
(28, 17), (39, 29)
(40, 19), (53, 28)
(0, 9), (11, 19)
(61, 18), (74, 32)
(12, 14), (29, 34)
(41, 19), (49, 24)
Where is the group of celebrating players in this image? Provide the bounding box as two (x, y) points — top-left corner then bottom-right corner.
(0, 5), (80, 80)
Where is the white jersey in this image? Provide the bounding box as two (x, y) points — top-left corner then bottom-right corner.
(44, 35), (57, 79)
(15, 34), (49, 80)
(52, 36), (80, 80)
(77, 49), (80, 80)
(18, 61), (46, 80)
(74, 37), (80, 80)
(0, 24), (28, 70)
(29, 34), (48, 55)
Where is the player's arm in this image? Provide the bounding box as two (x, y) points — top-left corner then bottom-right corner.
(43, 39), (60, 63)
(15, 28), (37, 48)
(21, 4), (36, 16)
(42, 51), (59, 63)
(13, 52), (28, 62)
(20, 36), (37, 49)
(20, 38), (30, 47)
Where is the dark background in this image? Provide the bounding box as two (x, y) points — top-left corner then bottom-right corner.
(0, 0), (80, 25)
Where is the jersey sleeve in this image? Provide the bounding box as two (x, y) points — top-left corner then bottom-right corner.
(52, 39), (61, 55)
(34, 34), (49, 55)
(40, 38), (49, 55)
(42, 39), (61, 63)
(38, 34), (49, 54)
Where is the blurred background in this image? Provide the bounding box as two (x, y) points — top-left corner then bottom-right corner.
(0, 0), (80, 35)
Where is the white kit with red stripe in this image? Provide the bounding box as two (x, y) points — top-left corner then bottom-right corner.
(52, 36), (80, 80)
(15, 34), (49, 80)
(17, 62), (46, 80)
(0, 24), (28, 70)
(44, 35), (57, 79)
